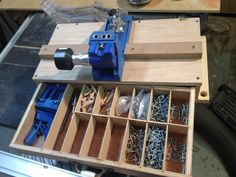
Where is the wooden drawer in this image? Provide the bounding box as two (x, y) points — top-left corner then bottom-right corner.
(10, 83), (195, 177)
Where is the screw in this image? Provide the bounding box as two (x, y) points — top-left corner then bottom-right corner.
(171, 104), (189, 125)
(126, 126), (145, 165)
(167, 137), (186, 163)
(144, 126), (166, 169)
(151, 94), (169, 122)
(99, 43), (104, 50)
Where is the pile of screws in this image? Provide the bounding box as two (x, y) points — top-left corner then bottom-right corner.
(144, 126), (166, 169)
(126, 126), (145, 165)
(167, 137), (186, 163)
(132, 90), (150, 120)
(170, 104), (189, 125)
(100, 89), (115, 115)
(151, 94), (169, 122)
(80, 85), (97, 113)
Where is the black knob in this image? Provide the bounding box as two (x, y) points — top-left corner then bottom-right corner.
(54, 48), (74, 70)
(108, 9), (117, 16)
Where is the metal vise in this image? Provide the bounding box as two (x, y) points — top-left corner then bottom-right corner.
(54, 10), (132, 81)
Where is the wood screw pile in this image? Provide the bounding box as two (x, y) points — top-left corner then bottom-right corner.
(170, 104), (189, 125)
(126, 126), (145, 165)
(167, 137), (186, 163)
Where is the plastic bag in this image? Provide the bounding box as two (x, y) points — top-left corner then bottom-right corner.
(132, 90), (150, 120)
(115, 96), (131, 117)
(41, 0), (109, 23)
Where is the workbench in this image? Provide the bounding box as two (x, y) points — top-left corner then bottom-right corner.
(0, 0), (221, 12)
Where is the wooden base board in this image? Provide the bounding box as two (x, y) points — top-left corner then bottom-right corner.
(33, 18), (209, 102)
(48, 19), (201, 45)
(0, 0), (220, 12)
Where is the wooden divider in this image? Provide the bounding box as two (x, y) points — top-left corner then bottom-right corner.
(119, 120), (130, 163)
(53, 87), (82, 151)
(43, 84), (74, 150)
(53, 111), (73, 151)
(80, 115), (108, 158)
(61, 113), (90, 154)
(101, 117), (127, 161)
(185, 88), (195, 175)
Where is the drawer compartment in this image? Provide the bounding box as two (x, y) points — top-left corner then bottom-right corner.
(10, 83), (195, 177)
(61, 113), (90, 154)
(100, 117), (127, 161)
(81, 115), (107, 158)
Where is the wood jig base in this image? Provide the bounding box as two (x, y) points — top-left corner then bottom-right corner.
(35, 18), (209, 102)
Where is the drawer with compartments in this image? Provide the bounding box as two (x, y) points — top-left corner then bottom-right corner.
(11, 83), (195, 177)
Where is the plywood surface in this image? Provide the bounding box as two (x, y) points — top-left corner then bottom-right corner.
(129, 19), (201, 43)
(0, 0), (220, 12)
(106, 125), (125, 161)
(98, 0), (220, 12)
(49, 22), (105, 45)
(71, 120), (89, 154)
(88, 122), (106, 157)
(49, 18), (201, 45)
(34, 18), (203, 87)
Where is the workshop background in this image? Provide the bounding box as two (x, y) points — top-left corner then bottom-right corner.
(0, 0), (236, 177)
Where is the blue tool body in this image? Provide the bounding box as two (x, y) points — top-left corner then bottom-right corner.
(24, 84), (66, 146)
(36, 84), (65, 113)
(88, 14), (132, 81)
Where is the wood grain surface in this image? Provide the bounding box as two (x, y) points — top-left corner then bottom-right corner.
(71, 120), (89, 154)
(0, 0), (220, 12)
(53, 112), (72, 151)
(34, 18), (203, 87)
(88, 122), (106, 157)
(106, 125), (125, 161)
